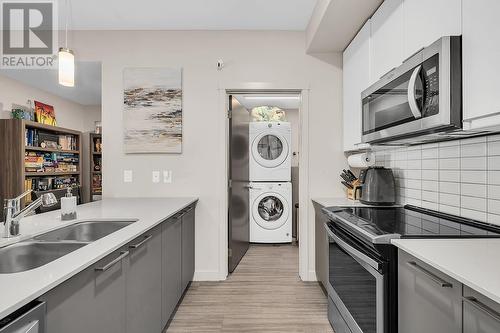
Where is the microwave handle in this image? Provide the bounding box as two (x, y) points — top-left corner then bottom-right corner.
(408, 65), (422, 119)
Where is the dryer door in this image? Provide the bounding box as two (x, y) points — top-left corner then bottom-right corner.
(251, 132), (289, 168)
(252, 192), (290, 230)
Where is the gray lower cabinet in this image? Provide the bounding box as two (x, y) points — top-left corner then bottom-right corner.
(398, 250), (462, 333)
(126, 224), (162, 333)
(40, 204), (196, 333)
(181, 206), (195, 292)
(463, 286), (500, 333)
(41, 247), (127, 333)
(162, 214), (183, 327)
(313, 202), (329, 289)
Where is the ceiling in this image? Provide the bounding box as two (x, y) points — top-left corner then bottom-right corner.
(60, 0), (318, 31)
(0, 62), (102, 106)
(306, 0), (382, 52)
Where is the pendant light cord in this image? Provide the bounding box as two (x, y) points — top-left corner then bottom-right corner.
(64, 0), (69, 48)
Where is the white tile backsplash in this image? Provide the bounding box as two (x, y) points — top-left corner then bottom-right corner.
(488, 141), (500, 156)
(489, 185), (500, 200)
(461, 196), (487, 212)
(373, 135), (500, 224)
(461, 183), (487, 198)
(439, 145), (460, 158)
(440, 181), (460, 194)
(421, 147), (439, 159)
(488, 156), (500, 170)
(461, 142), (487, 157)
(422, 180), (439, 192)
(422, 159), (439, 170)
(440, 170), (460, 182)
(439, 193), (460, 207)
(439, 158), (460, 170)
(461, 157), (487, 170)
(461, 170), (487, 184)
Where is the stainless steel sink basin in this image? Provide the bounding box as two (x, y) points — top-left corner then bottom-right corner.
(0, 242), (86, 273)
(33, 221), (135, 242)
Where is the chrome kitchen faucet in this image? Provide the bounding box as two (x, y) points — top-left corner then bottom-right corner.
(3, 190), (57, 238)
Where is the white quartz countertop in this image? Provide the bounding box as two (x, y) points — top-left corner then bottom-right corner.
(392, 238), (500, 305)
(0, 197), (197, 319)
(312, 197), (369, 208)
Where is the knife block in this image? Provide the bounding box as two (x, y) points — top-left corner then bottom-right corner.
(347, 179), (362, 200)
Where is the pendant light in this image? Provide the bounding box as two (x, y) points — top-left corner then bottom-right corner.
(59, 0), (74, 87)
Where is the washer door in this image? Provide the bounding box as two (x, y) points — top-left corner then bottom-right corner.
(252, 192), (290, 230)
(251, 132), (289, 168)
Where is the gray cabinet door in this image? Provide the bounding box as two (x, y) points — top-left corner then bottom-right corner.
(126, 225), (162, 333)
(313, 202), (329, 290)
(464, 286), (500, 333)
(181, 206), (195, 292)
(42, 248), (127, 333)
(398, 250), (462, 333)
(162, 216), (183, 327)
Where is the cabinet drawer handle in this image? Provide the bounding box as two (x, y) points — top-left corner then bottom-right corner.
(464, 296), (500, 323)
(95, 251), (129, 272)
(406, 261), (452, 288)
(129, 235), (152, 249)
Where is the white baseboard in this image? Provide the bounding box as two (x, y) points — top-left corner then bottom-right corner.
(300, 270), (318, 282)
(193, 270), (226, 281)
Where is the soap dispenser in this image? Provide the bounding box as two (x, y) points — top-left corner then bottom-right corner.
(61, 187), (77, 221)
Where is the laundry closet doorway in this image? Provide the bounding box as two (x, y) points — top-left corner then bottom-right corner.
(227, 90), (304, 274)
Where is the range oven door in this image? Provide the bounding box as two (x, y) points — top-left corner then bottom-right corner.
(361, 36), (461, 144)
(325, 224), (387, 333)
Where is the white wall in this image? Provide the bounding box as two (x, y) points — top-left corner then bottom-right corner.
(70, 30), (345, 280)
(0, 74), (101, 132)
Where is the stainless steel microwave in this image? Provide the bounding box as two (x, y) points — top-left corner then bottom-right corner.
(361, 36), (462, 144)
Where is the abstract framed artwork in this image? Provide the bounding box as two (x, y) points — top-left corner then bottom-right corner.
(123, 67), (182, 153)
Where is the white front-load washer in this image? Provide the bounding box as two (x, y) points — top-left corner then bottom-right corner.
(249, 122), (291, 181)
(249, 182), (292, 243)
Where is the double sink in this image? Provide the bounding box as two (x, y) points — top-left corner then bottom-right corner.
(0, 220), (135, 274)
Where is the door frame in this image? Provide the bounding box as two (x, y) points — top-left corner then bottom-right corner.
(220, 87), (310, 280)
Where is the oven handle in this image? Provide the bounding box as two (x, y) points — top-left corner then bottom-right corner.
(325, 224), (381, 271)
(408, 65), (423, 119)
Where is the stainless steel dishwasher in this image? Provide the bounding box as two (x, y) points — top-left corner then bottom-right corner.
(0, 301), (45, 333)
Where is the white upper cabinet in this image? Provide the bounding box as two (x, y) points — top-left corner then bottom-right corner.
(462, 0), (500, 129)
(343, 20), (371, 152)
(403, 0), (462, 60)
(370, 0), (404, 84)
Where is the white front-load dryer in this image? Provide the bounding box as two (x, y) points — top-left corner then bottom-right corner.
(249, 182), (292, 243)
(249, 122), (291, 181)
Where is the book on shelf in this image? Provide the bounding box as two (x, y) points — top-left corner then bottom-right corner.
(25, 151), (79, 173)
(24, 129), (78, 151)
(25, 176), (79, 192)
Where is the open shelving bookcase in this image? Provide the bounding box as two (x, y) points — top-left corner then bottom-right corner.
(0, 119), (82, 208)
(89, 132), (102, 201)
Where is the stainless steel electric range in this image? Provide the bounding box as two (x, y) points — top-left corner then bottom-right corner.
(322, 205), (500, 333)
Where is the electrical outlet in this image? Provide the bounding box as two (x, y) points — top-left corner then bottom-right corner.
(152, 171), (160, 183)
(163, 170), (172, 183)
(124, 170), (133, 183)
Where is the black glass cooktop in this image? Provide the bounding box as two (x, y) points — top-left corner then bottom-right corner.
(325, 205), (500, 239)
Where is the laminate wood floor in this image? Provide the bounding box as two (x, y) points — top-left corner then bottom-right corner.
(165, 244), (334, 333)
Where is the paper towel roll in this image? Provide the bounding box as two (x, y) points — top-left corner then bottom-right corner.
(348, 153), (375, 168)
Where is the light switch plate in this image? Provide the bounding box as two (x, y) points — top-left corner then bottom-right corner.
(163, 170), (172, 183)
(124, 170), (133, 183)
(152, 171), (160, 183)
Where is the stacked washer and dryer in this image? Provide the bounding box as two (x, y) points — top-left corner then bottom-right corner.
(249, 122), (292, 243)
